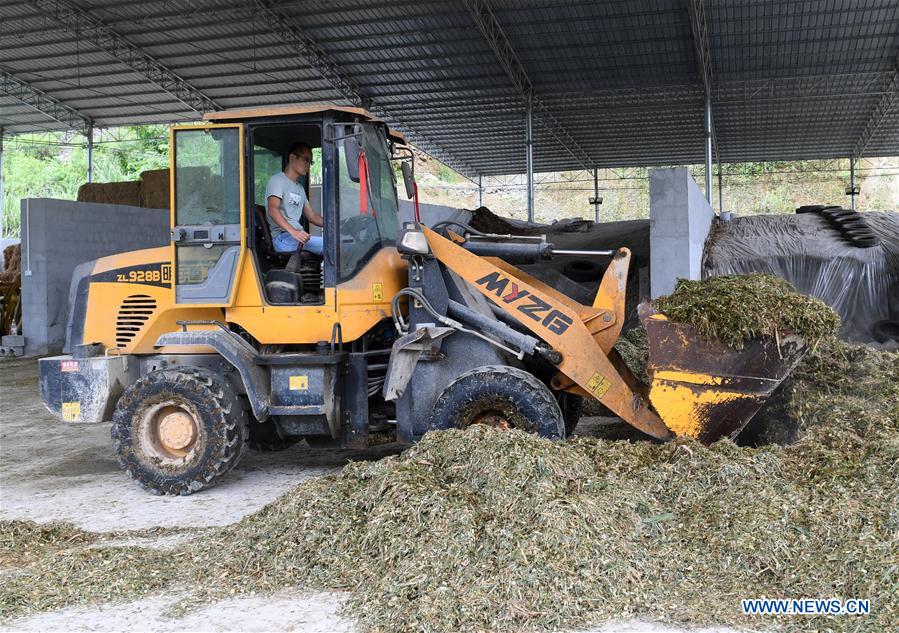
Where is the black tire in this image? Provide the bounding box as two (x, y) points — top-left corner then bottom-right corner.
(556, 391), (583, 437)
(111, 367), (247, 495)
(871, 320), (899, 343)
(247, 419), (300, 452)
(429, 365), (565, 440)
(562, 259), (604, 282)
(796, 205), (824, 214)
(849, 236), (881, 248)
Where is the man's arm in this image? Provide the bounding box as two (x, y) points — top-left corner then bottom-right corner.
(267, 196), (310, 243)
(303, 201), (324, 228)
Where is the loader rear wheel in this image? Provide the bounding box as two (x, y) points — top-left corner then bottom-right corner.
(111, 367), (247, 495)
(429, 365), (565, 440)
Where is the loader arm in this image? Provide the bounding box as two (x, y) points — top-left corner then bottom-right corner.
(422, 226), (673, 440)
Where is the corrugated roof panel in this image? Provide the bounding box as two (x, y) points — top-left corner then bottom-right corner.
(0, 0), (896, 173)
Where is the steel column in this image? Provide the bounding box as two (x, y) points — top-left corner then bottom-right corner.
(0, 129), (4, 229)
(525, 94), (534, 222)
(477, 174), (483, 208)
(593, 168), (600, 222)
(704, 95), (712, 204)
(86, 126), (94, 184)
(849, 158), (856, 210)
(717, 160), (723, 213)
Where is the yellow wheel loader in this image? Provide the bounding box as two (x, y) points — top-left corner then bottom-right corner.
(39, 107), (806, 495)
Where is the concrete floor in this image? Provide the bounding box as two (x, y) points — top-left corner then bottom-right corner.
(0, 358), (739, 633)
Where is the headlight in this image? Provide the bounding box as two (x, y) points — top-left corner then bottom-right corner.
(397, 226), (430, 255)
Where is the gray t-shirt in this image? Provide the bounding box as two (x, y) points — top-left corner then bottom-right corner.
(264, 171), (308, 237)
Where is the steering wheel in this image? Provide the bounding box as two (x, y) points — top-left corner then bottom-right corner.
(339, 214), (378, 241)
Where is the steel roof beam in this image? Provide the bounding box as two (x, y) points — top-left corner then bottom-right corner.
(28, 0), (220, 116)
(0, 69), (93, 134)
(852, 52), (899, 159)
(462, 0), (593, 172)
(248, 0), (478, 178)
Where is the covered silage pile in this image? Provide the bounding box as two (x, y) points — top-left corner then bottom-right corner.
(703, 211), (899, 342)
(1, 275), (897, 632)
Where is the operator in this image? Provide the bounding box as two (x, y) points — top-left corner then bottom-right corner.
(265, 142), (324, 256)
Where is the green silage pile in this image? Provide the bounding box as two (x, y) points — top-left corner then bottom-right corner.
(0, 272), (892, 631)
(654, 273), (840, 349)
(2, 336), (896, 632)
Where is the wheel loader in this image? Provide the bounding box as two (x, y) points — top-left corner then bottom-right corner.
(38, 106), (806, 495)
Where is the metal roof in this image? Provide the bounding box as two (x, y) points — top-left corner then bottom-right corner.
(1, 0), (897, 177)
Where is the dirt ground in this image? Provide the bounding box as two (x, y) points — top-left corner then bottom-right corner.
(0, 358), (740, 633)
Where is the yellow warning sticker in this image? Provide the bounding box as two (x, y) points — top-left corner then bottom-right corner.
(373, 282), (383, 301)
(62, 402), (81, 422)
(586, 373), (612, 398)
(289, 375), (309, 391)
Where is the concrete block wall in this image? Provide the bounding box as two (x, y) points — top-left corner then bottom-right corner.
(19, 194), (467, 357)
(20, 199), (169, 356)
(648, 168), (715, 298)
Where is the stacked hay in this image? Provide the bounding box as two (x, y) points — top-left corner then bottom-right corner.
(72, 169), (169, 209)
(138, 169), (170, 210)
(75, 181), (141, 206)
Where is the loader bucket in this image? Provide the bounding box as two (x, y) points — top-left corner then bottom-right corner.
(638, 303), (808, 443)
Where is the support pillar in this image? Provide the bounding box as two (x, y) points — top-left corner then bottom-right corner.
(704, 96), (712, 204)
(717, 159), (723, 214)
(593, 168), (600, 222)
(849, 157), (857, 210)
(525, 93), (534, 223)
(477, 174), (483, 208)
(86, 125), (94, 184)
(0, 129), (4, 230)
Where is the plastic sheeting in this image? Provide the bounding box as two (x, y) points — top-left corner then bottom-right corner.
(703, 211), (899, 342)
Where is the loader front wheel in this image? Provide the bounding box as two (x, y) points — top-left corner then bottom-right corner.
(429, 366), (565, 440)
(111, 367), (247, 495)
(556, 392), (583, 437)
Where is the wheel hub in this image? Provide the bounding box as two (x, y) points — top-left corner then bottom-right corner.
(472, 411), (511, 430)
(157, 409), (197, 452)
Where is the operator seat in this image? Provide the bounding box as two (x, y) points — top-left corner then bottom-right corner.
(254, 204), (291, 268)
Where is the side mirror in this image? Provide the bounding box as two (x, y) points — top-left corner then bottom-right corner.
(401, 161), (415, 199)
(344, 138), (361, 183)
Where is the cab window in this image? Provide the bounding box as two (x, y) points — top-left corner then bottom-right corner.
(337, 126), (400, 280)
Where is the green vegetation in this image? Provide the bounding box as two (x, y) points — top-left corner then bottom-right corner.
(2, 127), (168, 237)
(654, 273), (841, 349)
(3, 125), (896, 238)
(2, 339), (896, 632)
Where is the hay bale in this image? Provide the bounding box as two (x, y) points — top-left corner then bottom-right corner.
(0, 244), (21, 284)
(139, 169), (170, 210)
(75, 181), (140, 206)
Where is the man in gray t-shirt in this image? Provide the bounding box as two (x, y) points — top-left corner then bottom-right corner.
(264, 142), (324, 255)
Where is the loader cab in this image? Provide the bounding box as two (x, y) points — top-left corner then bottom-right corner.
(173, 106), (405, 309)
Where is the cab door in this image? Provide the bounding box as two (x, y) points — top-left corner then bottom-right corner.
(170, 124), (246, 305)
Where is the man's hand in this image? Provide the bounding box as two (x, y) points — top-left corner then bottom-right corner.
(290, 227), (311, 245)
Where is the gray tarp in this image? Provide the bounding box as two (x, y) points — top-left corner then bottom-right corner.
(703, 211), (899, 342)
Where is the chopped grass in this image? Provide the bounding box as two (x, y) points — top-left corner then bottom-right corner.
(613, 326), (649, 384)
(653, 273), (841, 349)
(1, 340), (895, 632)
